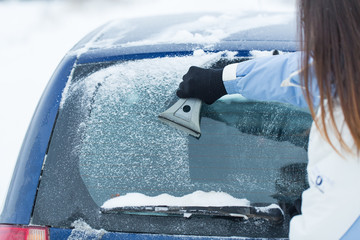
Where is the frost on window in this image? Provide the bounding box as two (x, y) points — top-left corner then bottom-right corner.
(61, 51), (312, 207)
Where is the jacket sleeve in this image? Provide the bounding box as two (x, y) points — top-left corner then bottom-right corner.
(222, 51), (319, 109)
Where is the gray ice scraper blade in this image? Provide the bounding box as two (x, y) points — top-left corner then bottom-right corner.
(158, 98), (202, 138)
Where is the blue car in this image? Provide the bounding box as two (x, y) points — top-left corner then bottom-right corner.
(0, 13), (312, 239)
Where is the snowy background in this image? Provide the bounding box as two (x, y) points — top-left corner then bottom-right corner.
(0, 0), (296, 212)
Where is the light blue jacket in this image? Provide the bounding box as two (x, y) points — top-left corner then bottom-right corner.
(222, 51), (319, 109)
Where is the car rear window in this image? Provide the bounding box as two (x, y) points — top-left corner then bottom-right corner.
(32, 51), (312, 238)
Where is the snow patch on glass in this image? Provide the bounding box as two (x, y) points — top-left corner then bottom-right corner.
(102, 190), (250, 209)
(255, 203), (283, 214)
(62, 51), (234, 206)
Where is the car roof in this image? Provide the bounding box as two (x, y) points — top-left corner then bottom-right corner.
(69, 13), (297, 64)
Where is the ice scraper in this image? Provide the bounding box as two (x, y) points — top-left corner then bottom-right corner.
(158, 98), (202, 138)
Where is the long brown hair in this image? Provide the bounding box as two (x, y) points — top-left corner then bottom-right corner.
(299, 0), (360, 154)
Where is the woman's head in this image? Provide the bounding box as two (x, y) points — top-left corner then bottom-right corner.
(299, 0), (360, 153)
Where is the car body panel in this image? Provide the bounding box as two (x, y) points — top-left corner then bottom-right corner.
(49, 227), (286, 240)
(0, 55), (77, 225)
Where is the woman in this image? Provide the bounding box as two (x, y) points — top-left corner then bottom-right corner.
(177, 0), (360, 239)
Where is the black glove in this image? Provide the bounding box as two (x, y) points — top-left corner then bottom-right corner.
(176, 66), (227, 105)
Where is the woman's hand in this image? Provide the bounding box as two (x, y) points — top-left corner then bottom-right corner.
(176, 66), (227, 104)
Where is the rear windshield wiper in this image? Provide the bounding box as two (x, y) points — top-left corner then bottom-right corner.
(101, 205), (284, 224)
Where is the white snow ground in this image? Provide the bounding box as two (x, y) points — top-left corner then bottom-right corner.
(0, 0), (296, 213)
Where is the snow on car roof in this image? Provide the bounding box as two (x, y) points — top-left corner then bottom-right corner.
(69, 12), (297, 58)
